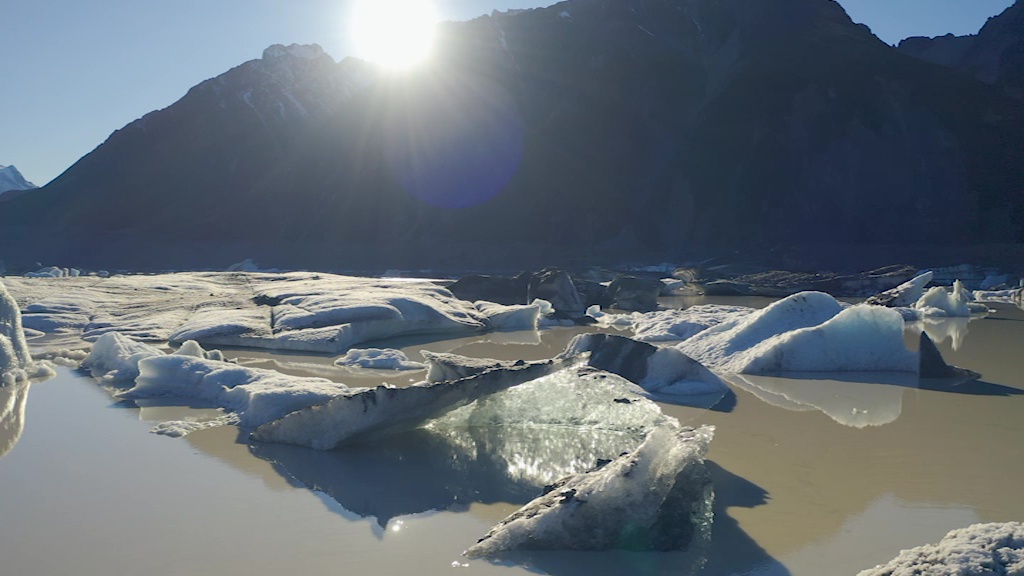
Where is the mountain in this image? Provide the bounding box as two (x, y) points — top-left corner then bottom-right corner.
(2, 0), (1023, 271)
(898, 0), (1024, 95)
(0, 165), (38, 200)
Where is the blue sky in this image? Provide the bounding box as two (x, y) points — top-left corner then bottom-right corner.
(0, 0), (1015, 186)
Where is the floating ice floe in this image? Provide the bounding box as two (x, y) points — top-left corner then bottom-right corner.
(857, 522), (1024, 576)
(464, 425), (714, 557)
(473, 300), (544, 331)
(253, 357), (570, 450)
(913, 280), (990, 318)
(123, 354), (351, 429)
(5, 272), (488, 354)
(0, 280), (54, 384)
(334, 348), (426, 371)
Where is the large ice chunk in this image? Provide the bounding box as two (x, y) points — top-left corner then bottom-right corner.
(857, 522), (1024, 576)
(422, 351), (519, 383)
(124, 355), (350, 428)
(474, 300), (542, 331)
(0, 280), (33, 383)
(464, 425), (714, 557)
(735, 305), (918, 374)
(253, 358), (570, 450)
(676, 292), (844, 372)
(80, 332), (166, 383)
(914, 280), (989, 318)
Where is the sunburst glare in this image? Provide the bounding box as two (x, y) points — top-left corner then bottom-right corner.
(351, 0), (440, 70)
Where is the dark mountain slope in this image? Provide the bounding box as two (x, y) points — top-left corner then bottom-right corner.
(3, 0), (1022, 270)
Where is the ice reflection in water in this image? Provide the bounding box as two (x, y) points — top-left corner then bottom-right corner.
(0, 382), (30, 459)
(728, 373), (913, 428)
(906, 317), (972, 351)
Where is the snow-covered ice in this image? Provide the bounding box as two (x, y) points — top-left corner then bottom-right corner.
(5, 272), (488, 354)
(253, 357), (570, 450)
(857, 522), (1024, 576)
(464, 425), (714, 557)
(81, 332), (166, 383)
(0, 280), (53, 384)
(630, 305), (756, 343)
(474, 300), (543, 331)
(334, 348), (426, 371)
(124, 354), (350, 428)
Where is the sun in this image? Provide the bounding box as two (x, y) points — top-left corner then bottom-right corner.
(351, 0), (440, 70)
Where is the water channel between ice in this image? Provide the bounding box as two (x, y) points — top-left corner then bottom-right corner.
(1, 297), (1022, 576)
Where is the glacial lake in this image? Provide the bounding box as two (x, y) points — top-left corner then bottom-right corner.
(2, 297), (1023, 576)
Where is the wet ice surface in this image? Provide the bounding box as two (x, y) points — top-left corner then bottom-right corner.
(2, 297), (1024, 575)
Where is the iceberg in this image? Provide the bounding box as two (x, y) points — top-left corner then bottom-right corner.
(857, 522), (1024, 576)
(253, 358), (570, 450)
(333, 348), (426, 371)
(464, 425), (714, 557)
(0, 280), (53, 384)
(914, 280), (989, 318)
(676, 292), (845, 372)
(473, 300), (543, 331)
(422, 351), (521, 382)
(80, 332), (166, 383)
(124, 355), (350, 428)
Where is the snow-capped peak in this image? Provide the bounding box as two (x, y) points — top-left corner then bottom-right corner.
(0, 165), (38, 194)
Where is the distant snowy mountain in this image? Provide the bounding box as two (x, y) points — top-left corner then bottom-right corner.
(2, 0), (1023, 271)
(0, 165), (38, 199)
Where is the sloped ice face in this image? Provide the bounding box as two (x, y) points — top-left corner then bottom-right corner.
(866, 271), (933, 307)
(736, 305), (918, 374)
(464, 425), (715, 557)
(857, 522), (1024, 576)
(677, 292), (844, 372)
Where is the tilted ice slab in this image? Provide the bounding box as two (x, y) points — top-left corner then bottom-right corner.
(857, 522), (1024, 576)
(630, 305), (756, 343)
(563, 333), (728, 397)
(333, 348), (426, 371)
(253, 358), (571, 450)
(422, 351), (521, 383)
(4, 272), (489, 355)
(464, 425), (714, 557)
(124, 355), (351, 428)
(866, 271), (933, 308)
(676, 292), (845, 372)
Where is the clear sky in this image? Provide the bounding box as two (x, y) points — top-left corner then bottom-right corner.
(0, 0), (1015, 186)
